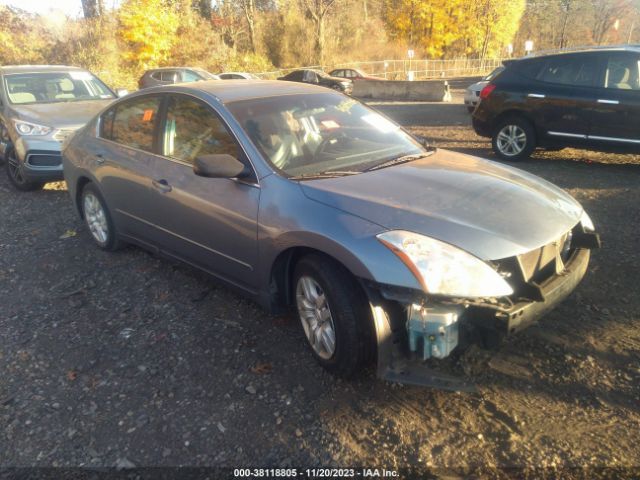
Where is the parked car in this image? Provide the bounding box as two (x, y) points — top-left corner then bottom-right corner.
(0, 65), (123, 191)
(278, 69), (353, 94)
(328, 68), (379, 81)
(463, 66), (504, 113)
(63, 81), (599, 385)
(138, 67), (220, 89)
(473, 46), (640, 160)
(218, 72), (260, 80)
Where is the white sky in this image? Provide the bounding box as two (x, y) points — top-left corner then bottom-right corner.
(1, 0), (121, 17)
(1, 0), (82, 16)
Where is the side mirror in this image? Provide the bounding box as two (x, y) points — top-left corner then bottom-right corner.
(116, 88), (129, 97)
(193, 154), (248, 179)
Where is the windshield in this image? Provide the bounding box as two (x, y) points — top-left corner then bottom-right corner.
(483, 67), (505, 81)
(4, 71), (115, 105)
(227, 92), (425, 177)
(194, 69), (218, 80)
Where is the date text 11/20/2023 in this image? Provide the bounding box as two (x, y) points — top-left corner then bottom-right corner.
(233, 468), (400, 477)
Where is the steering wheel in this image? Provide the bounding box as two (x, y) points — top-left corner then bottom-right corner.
(314, 131), (349, 160)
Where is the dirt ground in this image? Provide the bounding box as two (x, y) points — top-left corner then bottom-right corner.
(1, 85), (639, 478)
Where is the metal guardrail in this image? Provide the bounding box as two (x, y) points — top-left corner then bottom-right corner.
(256, 58), (508, 80)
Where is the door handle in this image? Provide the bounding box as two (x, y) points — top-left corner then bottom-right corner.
(597, 99), (619, 105)
(527, 93), (546, 98)
(152, 179), (172, 193)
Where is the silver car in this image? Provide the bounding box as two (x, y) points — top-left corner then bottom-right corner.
(464, 66), (505, 113)
(0, 65), (120, 191)
(62, 80), (600, 387)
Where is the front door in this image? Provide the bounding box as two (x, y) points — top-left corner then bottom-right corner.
(145, 93), (260, 292)
(530, 54), (600, 142)
(588, 51), (640, 148)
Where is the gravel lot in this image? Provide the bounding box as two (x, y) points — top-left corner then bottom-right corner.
(1, 83), (639, 477)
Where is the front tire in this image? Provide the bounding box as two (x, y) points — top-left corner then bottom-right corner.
(492, 117), (536, 161)
(293, 254), (375, 378)
(80, 183), (122, 251)
(5, 148), (43, 191)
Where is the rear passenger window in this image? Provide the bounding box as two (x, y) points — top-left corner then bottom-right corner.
(604, 56), (640, 90)
(516, 59), (545, 79)
(162, 95), (239, 164)
(539, 57), (597, 86)
(108, 96), (161, 151)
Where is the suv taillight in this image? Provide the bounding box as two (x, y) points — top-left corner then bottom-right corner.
(480, 84), (496, 100)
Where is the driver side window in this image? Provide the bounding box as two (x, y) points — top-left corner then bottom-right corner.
(163, 95), (239, 164)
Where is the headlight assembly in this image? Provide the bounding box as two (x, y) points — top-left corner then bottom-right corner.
(13, 119), (52, 136)
(377, 230), (513, 298)
(580, 211), (595, 232)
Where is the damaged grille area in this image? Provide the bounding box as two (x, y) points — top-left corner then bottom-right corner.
(493, 227), (576, 302)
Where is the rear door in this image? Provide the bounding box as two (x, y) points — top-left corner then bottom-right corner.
(143, 93), (260, 291)
(587, 51), (640, 147)
(527, 53), (600, 142)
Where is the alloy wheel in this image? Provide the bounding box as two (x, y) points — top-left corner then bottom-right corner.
(296, 275), (337, 360)
(496, 124), (527, 157)
(7, 151), (26, 185)
(83, 192), (109, 244)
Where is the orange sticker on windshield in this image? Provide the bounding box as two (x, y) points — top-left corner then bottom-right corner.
(142, 109), (154, 122)
(321, 120), (340, 129)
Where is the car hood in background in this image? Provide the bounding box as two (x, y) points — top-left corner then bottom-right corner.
(12, 98), (114, 129)
(300, 149), (583, 260)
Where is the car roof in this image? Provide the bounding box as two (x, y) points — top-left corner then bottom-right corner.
(0, 65), (89, 75)
(145, 67), (202, 72)
(140, 79), (334, 103)
(515, 45), (640, 62)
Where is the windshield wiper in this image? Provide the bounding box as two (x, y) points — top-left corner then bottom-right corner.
(365, 150), (435, 172)
(289, 170), (361, 180)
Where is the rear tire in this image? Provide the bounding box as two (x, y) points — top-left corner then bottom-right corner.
(5, 148), (44, 191)
(80, 183), (122, 251)
(293, 254), (375, 378)
(492, 116), (536, 161)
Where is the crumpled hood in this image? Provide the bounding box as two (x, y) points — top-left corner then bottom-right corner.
(12, 99), (113, 129)
(300, 150), (584, 260)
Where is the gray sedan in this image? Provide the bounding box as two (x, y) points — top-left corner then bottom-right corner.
(0, 65), (120, 191)
(62, 80), (600, 386)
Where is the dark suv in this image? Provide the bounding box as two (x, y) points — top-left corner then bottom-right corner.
(472, 46), (640, 160)
(278, 69), (353, 94)
(138, 68), (220, 89)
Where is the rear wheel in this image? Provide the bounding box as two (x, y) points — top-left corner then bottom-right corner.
(492, 117), (536, 161)
(5, 148), (43, 191)
(81, 183), (122, 251)
(293, 254), (374, 377)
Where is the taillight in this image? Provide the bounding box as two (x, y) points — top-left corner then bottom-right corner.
(480, 84), (496, 100)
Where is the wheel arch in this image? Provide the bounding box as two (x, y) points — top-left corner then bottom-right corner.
(266, 243), (372, 314)
(493, 109), (539, 138)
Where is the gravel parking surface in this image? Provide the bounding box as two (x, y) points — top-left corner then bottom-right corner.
(1, 85), (639, 477)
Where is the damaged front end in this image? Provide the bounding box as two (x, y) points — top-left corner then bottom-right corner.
(363, 221), (600, 391)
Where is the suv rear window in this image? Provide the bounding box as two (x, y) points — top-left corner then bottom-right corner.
(539, 56), (597, 87)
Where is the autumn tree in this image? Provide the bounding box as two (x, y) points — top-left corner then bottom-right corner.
(118, 0), (180, 69)
(299, 0), (336, 64)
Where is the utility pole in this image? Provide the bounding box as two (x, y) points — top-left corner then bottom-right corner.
(629, 20), (636, 44)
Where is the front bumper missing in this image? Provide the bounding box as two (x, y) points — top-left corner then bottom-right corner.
(364, 243), (595, 391)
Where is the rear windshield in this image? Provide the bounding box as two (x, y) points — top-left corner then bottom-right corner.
(4, 71), (114, 105)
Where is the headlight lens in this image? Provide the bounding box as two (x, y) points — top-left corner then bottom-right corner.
(377, 230), (513, 298)
(580, 211), (595, 232)
(13, 120), (52, 136)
